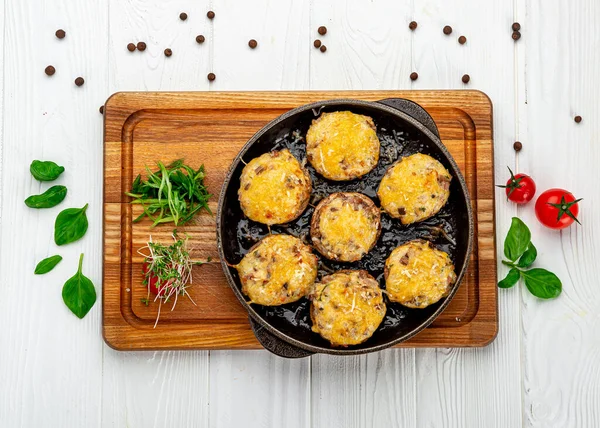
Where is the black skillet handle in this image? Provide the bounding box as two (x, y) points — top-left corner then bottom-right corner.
(249, 317), (315, 359)
(377, 98), (440, 138)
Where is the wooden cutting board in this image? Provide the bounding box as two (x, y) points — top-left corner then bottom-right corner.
(103, 90), (497, 351)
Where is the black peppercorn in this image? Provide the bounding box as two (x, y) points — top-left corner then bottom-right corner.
(513, 141), (522, 152)
(313, 39), (322, 48)
(179, 12), (188, 21)
(207, 72), (216, 81)
(55, 29), (66, 39)
(75, 77), (85, 86)
(512, 31), (521, 41)
(512, 22), (521, 31)
(127, 43), (136, 52)
(458, 35), (467, 45)
(409, 21), (417, 31)
(164, 48), (172, 57)
(574, 115), (582, 123)
(410, 72), (418, 81)
(99, 105), (104, 115)
(248, 39), (258, 49)
(45, 65), (56, 76)
(137, 41), (147, 51)
(462, 74), (470, 84)
(196, 35), (205, 44)
(443, 25), (452, 35)
(320, 45), (327, 53)
(318, 26), (327, 35)
(207, 10), (215, 19)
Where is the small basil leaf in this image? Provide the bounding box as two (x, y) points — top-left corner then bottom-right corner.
(504, 217), (531, 262)
(24, 185), (67, 208)
(62, 253), (96, 319)
(522, 268), (562, 299)
(34, 255), (63, 274)
(517, 243), (537, 268)
(30, 160), (65, 181)
(498, 268), (520, 288)
(54, 204), (89, 246)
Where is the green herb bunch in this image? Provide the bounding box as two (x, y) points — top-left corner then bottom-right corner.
(498, 217), (562, 298)
(126, 159), (212, 227)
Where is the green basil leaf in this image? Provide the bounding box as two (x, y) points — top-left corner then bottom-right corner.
(54, 204), (89, 246)
(30, 160), (65, 181)
(498, 268), (520, 288)
(522, 268), (562, 299)
(24, 185), (67, 208)
(34, 255), (63, 274)
(504, 217), (531, 262)
(62, 253), (96, 319)
(517, 243), (537, 268)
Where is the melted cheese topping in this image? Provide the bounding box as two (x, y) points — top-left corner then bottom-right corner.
(310, 270), (386, 346)
(312, 193), (380, 262)
(385, 240), (457, 309)
(377, 153), (452, 224)
(236, 234), (318, 306)
(239, 149), (311, 225)
(306, 111), (380, 181)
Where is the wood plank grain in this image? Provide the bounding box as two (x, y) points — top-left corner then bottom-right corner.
(411, 1), (523, 427)
(102, 1), (212, 427)
(0, 1), (108, 427)
(520, 1), (600, 427)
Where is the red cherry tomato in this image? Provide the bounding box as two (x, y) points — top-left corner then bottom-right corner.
(535, 188), (582, 230)
(142, 262), (164, 296)
(497, 167), (536, 204)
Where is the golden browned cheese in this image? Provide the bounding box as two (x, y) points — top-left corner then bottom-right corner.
(310, 192), (381, 262)
(306, 111), (380, 181)
(377, 153), (452, 224)
(384, 240), (457, 309)
(236, 234), (318, 306)
(238, 149), (311, 225)
(310, 270), (386, 346)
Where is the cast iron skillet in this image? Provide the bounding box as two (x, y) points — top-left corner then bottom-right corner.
(216, 98), (474, 358)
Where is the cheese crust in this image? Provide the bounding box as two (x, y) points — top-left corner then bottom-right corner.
(377, 153), (451, 224)
(384, 240), (457, 309)
(236, 234), (318, 306)
(310, 270), (386, 346)
(238, 149), (311, 225)
(306, 111), (380, 181)
(310, 192), (381, 262)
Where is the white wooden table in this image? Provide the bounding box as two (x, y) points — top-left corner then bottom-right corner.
(1, 1), (598, 427)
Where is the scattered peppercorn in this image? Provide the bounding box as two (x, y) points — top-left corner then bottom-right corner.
(409, 21), (418, 31)
(458, 35), (467, 45)
(207, 10), (215, 19)
(313, 39), (322, 48)
(207, 72), (216, 81)
(164, 48), (172, 57)
(320, 45), (327, 53)
(137, 41), (147, 51)
(318, 26), (327, 35)
(512, 22), (521, 31)
(75, 77), (85, 87)
(248, 39), (258, 49)
(443, 25), (452, 35)
(99, 105), (104, 115)
(574, 115), (582, 123)
(196, 35), (205, 44)
(513, 141), (522, 152)
(179, 12), (188, 21)
(127, 43), (136, 52)
(45, 65), (56, 76)
(512, 31), (521, 41)
(462, 74), (470, 84)
(55, 29), (66, 39)
(410, 72), (418, 81)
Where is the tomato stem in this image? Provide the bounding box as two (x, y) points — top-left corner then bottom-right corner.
(547, 196), (583, 225)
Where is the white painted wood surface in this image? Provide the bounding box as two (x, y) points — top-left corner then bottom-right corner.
(0, 0), (597, 427)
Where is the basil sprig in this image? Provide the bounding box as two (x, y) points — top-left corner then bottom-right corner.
(498, 217), (562, 299)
